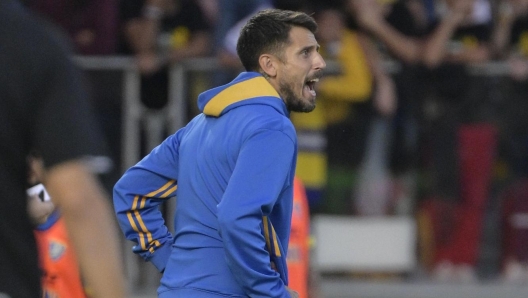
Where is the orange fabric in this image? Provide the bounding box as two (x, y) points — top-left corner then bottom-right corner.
(34, 217), (87, 298)
(287, 177), (310, 298)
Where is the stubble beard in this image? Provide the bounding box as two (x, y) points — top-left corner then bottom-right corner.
(280, 80), (315, 113)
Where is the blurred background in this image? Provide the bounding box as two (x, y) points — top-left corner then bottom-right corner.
(21, 0), (528, 296)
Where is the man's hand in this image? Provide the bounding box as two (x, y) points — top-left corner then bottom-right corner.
(27, 195), (54, 225)
(136, 52), (163, 74)
(286, 287), (299, 298)
(447, 0), (474, 25)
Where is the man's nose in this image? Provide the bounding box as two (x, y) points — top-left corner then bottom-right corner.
(314, 52), (326, 70)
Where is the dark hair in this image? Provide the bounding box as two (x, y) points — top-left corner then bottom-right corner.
(236, 9), (317, 72)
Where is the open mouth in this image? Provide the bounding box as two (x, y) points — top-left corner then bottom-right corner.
(305, 78), (319, 97)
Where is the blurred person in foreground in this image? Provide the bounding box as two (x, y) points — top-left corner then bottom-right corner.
(114, 8), (326, 297)
(0, 1), (125, 297)
(27, 0), (124, 194)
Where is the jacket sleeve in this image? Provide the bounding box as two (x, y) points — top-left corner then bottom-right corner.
(217, 129), (295, 298)
(113, 129), (184, 272)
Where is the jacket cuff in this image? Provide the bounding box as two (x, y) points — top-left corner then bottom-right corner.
(148, 243), (172, 272)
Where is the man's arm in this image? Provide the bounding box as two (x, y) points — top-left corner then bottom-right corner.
(351, 0), (423, 64)
(44, 161), (126, 298)
(113, 131), (182, 272)
(357, 32), (397, 116)
(491, 2), (517, 58)
(421, 0), (474, 67)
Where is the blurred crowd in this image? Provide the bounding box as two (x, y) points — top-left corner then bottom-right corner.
(22, 0), (528, 286)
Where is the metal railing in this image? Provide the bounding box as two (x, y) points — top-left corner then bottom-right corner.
(74, 56), (514, 172)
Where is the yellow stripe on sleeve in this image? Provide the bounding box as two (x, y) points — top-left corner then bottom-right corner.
(128, 180), (176, 251)
(271, 225), (281, 257)
(126, 212), (146, 249)
(127, 196), (146, 249)
(262, 216), (271, 253)
(146, 180), (176, 197)
(136, 197), (153, 243)
(160, 185), (178, 198)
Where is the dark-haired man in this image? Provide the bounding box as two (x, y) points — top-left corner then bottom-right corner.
(114, 8), (325, 298)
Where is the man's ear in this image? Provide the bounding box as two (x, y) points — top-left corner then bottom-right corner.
(258, 54), (278, 78)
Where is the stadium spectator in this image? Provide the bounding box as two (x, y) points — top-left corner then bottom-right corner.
(352, 0), (497, 282)
(26, 0), (119, 55)
(195, 0), (219, 26)
(0, 1), (125, 297)
(120, 0), (211, 109)
(113, 9), (325, 297)
(491, 0), (528, 283)
(492, 0), (528, 180)
(291, 4), (397, 214)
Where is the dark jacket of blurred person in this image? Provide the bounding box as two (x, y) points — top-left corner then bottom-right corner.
(0, 1), (125, 297)
(27, 0), (124, 194)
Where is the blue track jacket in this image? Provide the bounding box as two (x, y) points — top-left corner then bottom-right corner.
(114, 72), (297, 297)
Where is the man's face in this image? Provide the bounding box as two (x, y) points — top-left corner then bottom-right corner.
(275, 26), (326, 113)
